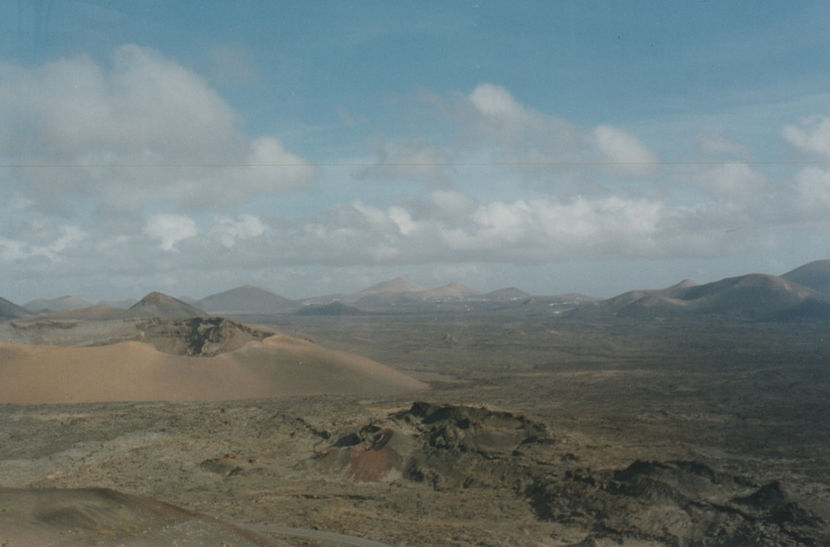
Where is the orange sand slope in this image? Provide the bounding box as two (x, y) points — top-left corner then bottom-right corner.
(0, 334), (428, 404)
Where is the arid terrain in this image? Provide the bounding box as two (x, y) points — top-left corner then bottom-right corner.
(2, 265), (830, 544)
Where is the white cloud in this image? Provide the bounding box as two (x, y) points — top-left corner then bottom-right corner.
(0, 45), (315, 210)
(0, 225), (85, 261)
(210, 214), (267, 247)
(783, 116), (830, 159)
(429, 189), (478, 217)
(693, 163), (765, 195)
(593, 124), (659, 176)
(469, 83), (530, 123)
(351, 200), (391, 228)
(414, 84), (659, 190)
(442, 197), (664, 257)
(795, 167), (830, 210)
(388, 206), (416, 235)
(143, 214), (198, 251)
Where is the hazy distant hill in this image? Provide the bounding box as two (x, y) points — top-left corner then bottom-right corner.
(575, 272), (830, 320)
(419, 282), (482, 301)
(484, 287), (531, 301)
(303, 278), (540, 310)
(782, 260), (830, 295)
(24, 295), (92, 314)
(196, 285), (297, 314)
(35, 304), (124, 321)
(0, 297), (29, 321)
(360, 277), (425, 295)
(351, 277), (426, 307)
(123, 292), (207, 319)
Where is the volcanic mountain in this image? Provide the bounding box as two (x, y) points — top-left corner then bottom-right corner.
(23, 295), (92, 314)
(33, 304), (124, 321)
(0, 297), (29, 321)
(123, 292), (207, 319)
(575, 272), (830, 320)
(418, 282), (482, 301)
(351, 277), (427, 307)
(0, 328), (428, 404)
(782, 259), (830, 295)
(484, 287), (531, 301)
(359, 276), (424, 295)
(196, 285), (297, 314)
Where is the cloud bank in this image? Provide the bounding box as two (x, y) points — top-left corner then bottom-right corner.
(1, 48), (829, 300)
(0, 45), (315, 211)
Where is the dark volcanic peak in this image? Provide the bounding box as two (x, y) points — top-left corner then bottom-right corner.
(0, 297), (29, 321)
(123, 292), (207, 319)
(23, 295), (92, 313)
(196, 285), (297, 314)
(782, 259), (830, 294)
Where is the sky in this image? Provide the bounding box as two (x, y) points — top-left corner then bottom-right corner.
(2, 1), (830, 302)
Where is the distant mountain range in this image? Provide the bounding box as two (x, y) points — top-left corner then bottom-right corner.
(301, 278), (533, 309)
(781, 259), (830, 294)
(573, 260), (830, 321)
(4, 260), (830, 322)
(0, 297), (29, 321)
(23, 295), (92, 314)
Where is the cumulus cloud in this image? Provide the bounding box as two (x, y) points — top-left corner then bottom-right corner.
(693, 163), (766, 195)
(0, 45), (315, 211)
(429, 189), (478, 217)
(210, 214), (267, 247)
(593, 125), (659, 176)
(0, 225), (85, 262)
(462, 83), (582, 153)
(0, 197), (87, 261)
(469, 83), (531, 123)
(416, 84), (660, 190)
(783, 116), (830, 159)
(442, 197), (664, 258)
(795, 167), (830, 211)
(143, 213), (198, 251)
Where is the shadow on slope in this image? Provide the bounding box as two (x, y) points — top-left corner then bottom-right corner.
(0, 487), (272, 545)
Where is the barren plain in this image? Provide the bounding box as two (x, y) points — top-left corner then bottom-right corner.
(1, 303), (830, 544)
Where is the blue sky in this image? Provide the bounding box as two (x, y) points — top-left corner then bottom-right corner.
(1, 1), (830, 301)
